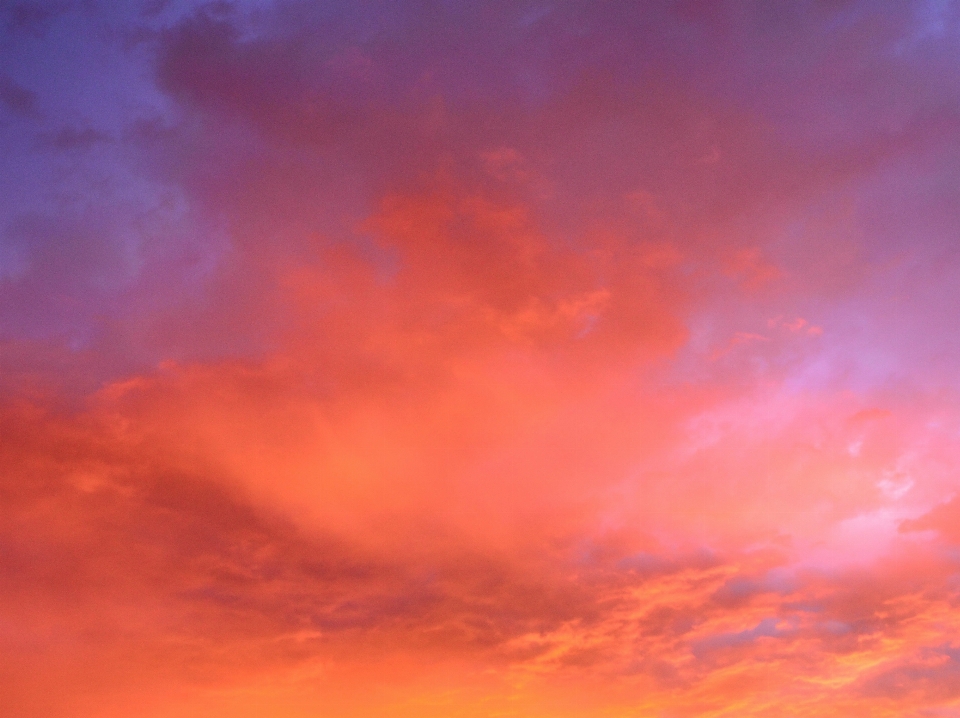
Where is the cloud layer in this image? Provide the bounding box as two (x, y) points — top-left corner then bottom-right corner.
(3, 1), (960, 716)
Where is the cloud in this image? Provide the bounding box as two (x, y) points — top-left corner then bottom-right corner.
(3, 0), (960, 716)
(0, 73), (37, 116)
(36, 126), (111, 150)
(4, 383), (960, 716)
(900, 495), (960, 543)
(857, 646), (960, 703)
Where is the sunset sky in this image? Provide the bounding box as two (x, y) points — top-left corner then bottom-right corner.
(3, 1), (960, 716)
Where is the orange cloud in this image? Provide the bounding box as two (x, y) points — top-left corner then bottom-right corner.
(4, 1), (960, 716)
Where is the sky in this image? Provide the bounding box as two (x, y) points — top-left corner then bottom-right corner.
(3, 0), (960, 716)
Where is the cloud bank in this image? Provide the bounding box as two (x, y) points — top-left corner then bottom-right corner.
(3, 1), (960, 716)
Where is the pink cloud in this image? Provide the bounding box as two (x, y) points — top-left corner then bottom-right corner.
(4, 1), (960, 716)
